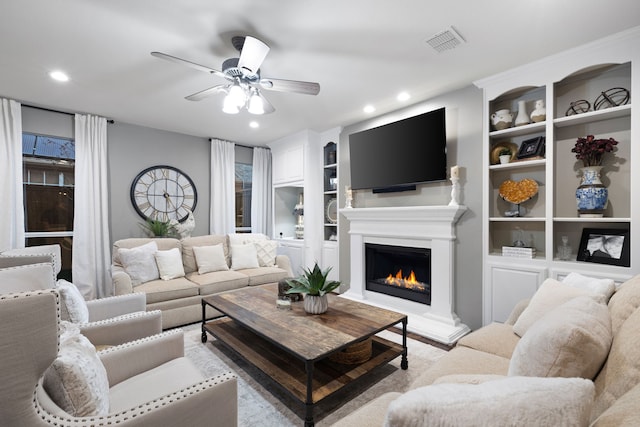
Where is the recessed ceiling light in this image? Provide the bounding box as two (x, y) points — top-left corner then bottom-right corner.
(249, 121), (259, 128)
(49, 70), (69, 82)
(363, 105), (375, 113)
(397, 92), (410, 101)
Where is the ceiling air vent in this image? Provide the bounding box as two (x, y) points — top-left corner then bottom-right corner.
(426, 26), (465, 53)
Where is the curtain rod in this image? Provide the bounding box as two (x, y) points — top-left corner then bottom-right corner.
(209, 138), (266, 150)
(22, 103), (115, 124)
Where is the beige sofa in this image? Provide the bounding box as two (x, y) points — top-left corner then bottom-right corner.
(334, 274), (640, 426)
(112, 234), (293, 329)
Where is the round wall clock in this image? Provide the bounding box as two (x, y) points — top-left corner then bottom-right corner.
(130, 165), (197, 222)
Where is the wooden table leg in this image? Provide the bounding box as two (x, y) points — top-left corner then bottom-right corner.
(201, 299), (208, 343)
(304, 360), (315, 427)
(401, 318), (408, 370)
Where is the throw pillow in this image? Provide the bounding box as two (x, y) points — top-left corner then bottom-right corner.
(230, 243), (260, 270)
(509, 296), (612, 379)
(56, 279), (89, 324)
(562, 272), (616, 301)
(118, 241), (159, 286)
(193, 244), (229, 274)
(512, 278), (601, 337)
(153, 247), (186, 280)
(384, 376), (594, 427)
(43, 321), (110, 417)
(254, 240), (278, 267)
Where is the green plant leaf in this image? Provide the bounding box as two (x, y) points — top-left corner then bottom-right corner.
(285, 262), (341, 296)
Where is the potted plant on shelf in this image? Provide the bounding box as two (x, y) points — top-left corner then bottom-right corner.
(498, 148), (512, 164)
(286, 263), (341, 314)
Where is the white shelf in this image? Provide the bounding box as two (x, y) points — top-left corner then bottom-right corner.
(489, 121), (545, 138)
(489, 158), (546, 170)
(553, 217), (631, 223)
(553, 104), (631, 127)
(489, 217), (546, 222)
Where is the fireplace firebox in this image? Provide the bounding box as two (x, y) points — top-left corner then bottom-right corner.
(365, 243), (431, 305)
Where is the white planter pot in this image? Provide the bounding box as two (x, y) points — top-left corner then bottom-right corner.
(304, 294), (328, 314)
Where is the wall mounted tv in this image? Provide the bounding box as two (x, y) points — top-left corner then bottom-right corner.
(348, 107), (447, 193)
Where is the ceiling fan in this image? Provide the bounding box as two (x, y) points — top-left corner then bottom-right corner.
(151, 36), (320, 115)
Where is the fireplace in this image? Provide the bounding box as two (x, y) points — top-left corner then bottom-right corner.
(340, 205), (470, 345)
(365, 243), (431, 305)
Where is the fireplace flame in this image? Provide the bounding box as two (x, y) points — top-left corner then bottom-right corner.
(385, 269), (425, 291)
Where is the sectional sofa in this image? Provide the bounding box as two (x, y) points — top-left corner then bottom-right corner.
(112, 233), (293, 329)
(334, 273), (640, 426)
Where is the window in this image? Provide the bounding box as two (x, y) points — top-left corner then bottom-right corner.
(235, 162), (252, 232)
(22, 133), (74, 280)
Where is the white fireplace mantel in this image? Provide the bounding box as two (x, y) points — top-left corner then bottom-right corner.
(340, 205), (470, 344)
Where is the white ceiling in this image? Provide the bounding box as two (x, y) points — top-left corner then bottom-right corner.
(1, 1), (639, 146)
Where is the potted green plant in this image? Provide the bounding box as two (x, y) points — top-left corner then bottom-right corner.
(499, 148), (512, 164)
(139, 219), (172, 237)
(286, 263), (341, 314)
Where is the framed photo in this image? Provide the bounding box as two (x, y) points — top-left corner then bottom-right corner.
(516, 136), (545, 160)
(577, 228), (630, 267)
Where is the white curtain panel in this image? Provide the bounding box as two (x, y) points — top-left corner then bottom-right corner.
(251, 147), (272, 235)
(0, 98), (25, 251)
(210, 138), (236, 234)
(73, 114), (111, 299)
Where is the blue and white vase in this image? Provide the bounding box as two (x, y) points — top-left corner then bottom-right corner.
(576, 166), (608, 217)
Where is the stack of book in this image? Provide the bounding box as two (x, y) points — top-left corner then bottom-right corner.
(502, 246), (536, 258)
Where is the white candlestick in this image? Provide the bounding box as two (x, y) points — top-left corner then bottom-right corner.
(451, 165), (460, 179)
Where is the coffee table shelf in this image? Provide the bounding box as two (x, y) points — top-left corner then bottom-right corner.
(204, 317), (404, 404)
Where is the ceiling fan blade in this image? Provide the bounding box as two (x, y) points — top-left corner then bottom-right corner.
(237, 36), (270, 75)
(185, 84), (227, 101)
(151, 51), (228, 80)
(260, 78), (320, 95)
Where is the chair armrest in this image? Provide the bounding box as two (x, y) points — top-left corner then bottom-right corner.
(86, 292), (147, 321)
(99, 329), (185, 387)
(275, 254), (293, 277)
(504, 298), (531, 325)
(80, 310), (162, 347)
(112, 267), (134, 295)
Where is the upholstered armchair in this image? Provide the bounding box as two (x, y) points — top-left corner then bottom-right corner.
(0, 246), (162, 346)
(0, 289), (238, 426)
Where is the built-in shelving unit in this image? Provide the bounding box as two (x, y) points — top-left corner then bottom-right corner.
(476, 28), (639, 324)
(323, 142), (338, 242)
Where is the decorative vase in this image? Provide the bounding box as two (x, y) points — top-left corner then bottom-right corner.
(499, 154), (511, 164)
(515, 100), (529, 126)
(304, 294), (328, 314)
(576, 166), (608, 217)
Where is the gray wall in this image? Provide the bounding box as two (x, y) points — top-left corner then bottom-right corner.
(107, 122), (211, 242)
(338, 84), (484, 330)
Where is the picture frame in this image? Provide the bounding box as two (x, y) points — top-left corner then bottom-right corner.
(516, 136), (545, 160)
(577, 227), (630, 267)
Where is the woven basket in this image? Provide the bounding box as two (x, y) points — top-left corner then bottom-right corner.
(328, 338), (373, 365)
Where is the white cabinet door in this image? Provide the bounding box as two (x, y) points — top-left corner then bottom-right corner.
(486, 263), (546, 323)
(272, 145), (304, 185)
(277, 240), (305, 277)
(321, 241), (339, 281)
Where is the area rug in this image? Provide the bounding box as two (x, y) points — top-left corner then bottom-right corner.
(182, 324), (446, 426)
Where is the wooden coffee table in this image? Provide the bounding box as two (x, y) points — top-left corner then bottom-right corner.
(201, 284), (407, 427)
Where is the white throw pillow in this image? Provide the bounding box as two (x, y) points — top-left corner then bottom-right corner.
(385, 376), (594, 427)
(153, 247), (186, 280)
(562, 272), (616, 301)
(118, 241), (160, 286)
(43, 321), (109, 417)
(193, 244), (229, 274)
(509, 296), (612, 379)
(512, 278), (601, 337)
(254, 240), (278, 267)
(56, 279), (89, 324)
(230, 243), (260, 270)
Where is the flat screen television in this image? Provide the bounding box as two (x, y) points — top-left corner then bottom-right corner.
(348, 107), (447, 193)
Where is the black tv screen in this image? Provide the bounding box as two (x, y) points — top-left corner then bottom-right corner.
(349, 107), (447, 192)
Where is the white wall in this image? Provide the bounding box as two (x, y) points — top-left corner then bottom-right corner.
(338, 84), (484, 330)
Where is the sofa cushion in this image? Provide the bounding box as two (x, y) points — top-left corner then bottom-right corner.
(118, 241), (160, 286)
(154, 247), (186, 281)
(385, 376), (594, 427)
(230, 243), (260, 270)
(591, 382), (640, 427)
(509, 296), (612, 379)
(187, 270), (250, 295)
(456, 322), (520, 359)
(592, 306), (640, 421)
(253, 240), (278, 267)
(193, 244), (229, 274)
(512, 278), (601, 337)
(43, 322), (109, 417)
(227, 232), (268, 246)
(181, 235), (228, 274)
(606, 274), (640, 335)
(411, 346), (510, 389)
(112, 238), (180, 267)
(562, 272), (616, 301)
(56, 279), (89, 323)
(134, 277), (199, 304)
(240, 266), (290, 286)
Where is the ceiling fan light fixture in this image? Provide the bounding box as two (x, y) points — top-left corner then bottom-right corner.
(227, 83), (246, 108)
(222, 94), (240, 114)
(247, 90), (265, 115)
